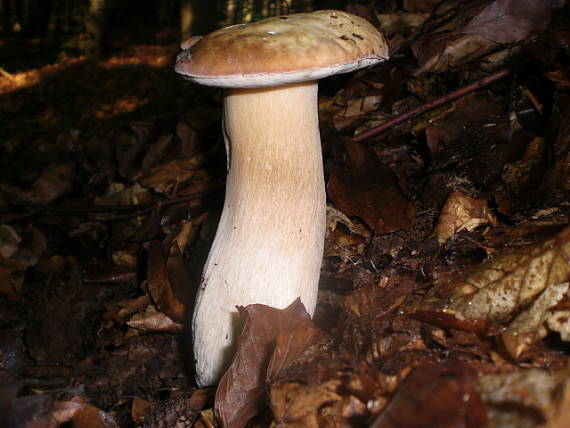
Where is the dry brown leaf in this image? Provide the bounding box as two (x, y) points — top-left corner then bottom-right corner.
(344, 275), (416, 318)
(478, 367), (570, 428)
(411, 226), (570, 332)
(127, 304), (183, 333)
(462, 0), (559, 44)
(324, 205), (370, 261)
(215, 300), (316, 428)
(412, 0), (563, 73)
(270, 380), (343, 428)
(502, 282), (569, 359)
(435, 189), (497, 243)
(413, 30), (496, 74)
(501, 136), (548, 199)
(266, 318), (322, 383)
(332, 94), (382, 131)
(0, 264), (26, 301)
(139, 158), (205, 196)
(370, 361), (487, 428)
(146, 242), (186, 323)
(0, 225), (21, 258)
(131, 397), (152, 425)
(72, 403), (119, 428)
(327, 139), (415, 234)
(0, 163), (75, 205)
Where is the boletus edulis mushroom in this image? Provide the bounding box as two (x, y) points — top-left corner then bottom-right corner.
(175, 9), (389, 386)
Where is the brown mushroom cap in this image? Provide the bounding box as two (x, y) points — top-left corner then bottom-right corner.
(175, 10), (389, 88)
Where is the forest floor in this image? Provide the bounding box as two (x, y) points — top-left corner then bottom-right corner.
(1, 1), (570, 427)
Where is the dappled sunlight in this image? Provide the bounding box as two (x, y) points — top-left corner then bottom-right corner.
(0, 57), (85, 94)
(100, 45), (176, 69)
(0, 45), (177, 95)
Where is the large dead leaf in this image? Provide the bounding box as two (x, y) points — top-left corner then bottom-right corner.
(412, 0), (564, 73)
(327, 139), (415, 234)
(462, 0), (561, 44)
(215, 300), (318, 428)
(370, 361), (487, 428)
(411, 226), (570, 333)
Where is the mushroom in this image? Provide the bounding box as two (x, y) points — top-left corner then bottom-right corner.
(175, 9), (389, 386)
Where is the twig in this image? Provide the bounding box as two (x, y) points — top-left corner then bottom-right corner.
(352, 69), (511, 143)
(0, 66), (18, 82)
(0, 191), (213, 224)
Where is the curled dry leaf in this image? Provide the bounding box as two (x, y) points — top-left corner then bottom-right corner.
(146, 242), (186, 323)
(477, 367), (570, 428)
(215, 300), (319, 428)
(435, 189), (497, 243)
(410, 226), (570, 333)
(324, 205), (370, 261)
(127, 304), (183, 333)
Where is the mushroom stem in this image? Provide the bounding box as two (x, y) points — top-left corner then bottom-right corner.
(193, 81), (326, 386)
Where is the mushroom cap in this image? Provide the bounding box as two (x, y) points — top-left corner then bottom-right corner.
(175, 10), (389, 88)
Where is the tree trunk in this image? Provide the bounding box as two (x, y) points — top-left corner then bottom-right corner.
(180, 0), (218, 41)
(85, 0), (107, 60)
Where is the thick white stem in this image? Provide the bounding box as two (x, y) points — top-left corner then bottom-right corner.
(192, 82), (326, 386)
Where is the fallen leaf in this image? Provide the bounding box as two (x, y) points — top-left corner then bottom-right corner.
(72, 403), (119, 428)
(127, 304), (183, 333)
(435, 189), (497, 243)
(215, 300), (316, 428)
(411, 227), (570, 333)
(370, 361), (487, 428)
(146, 242), (186, 323)
(270, 380), (343, 428)
(0, 225), (21, 258)
(412, 0), (563, 73)
(0, 163), (75, 205)
(266, 318), (322, 382)
(327, 139), (415, 234)
(324, 205), (370, 261)
(463, 0), (559, 44)
(502, 282), (569, 359)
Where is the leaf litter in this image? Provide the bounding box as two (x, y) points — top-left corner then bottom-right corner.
(1, 1), (570, 427)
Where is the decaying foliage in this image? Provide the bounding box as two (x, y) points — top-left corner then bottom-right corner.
(1, 0), (570, 427)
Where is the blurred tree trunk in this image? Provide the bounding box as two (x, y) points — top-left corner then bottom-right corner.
(0, 0), (7, 32)
(180, 0), (217, 41)
(85, 0), (107, 60)
(5, 0), (31, 33)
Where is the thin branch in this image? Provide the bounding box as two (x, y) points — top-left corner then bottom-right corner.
(352, 69), (511, 143)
